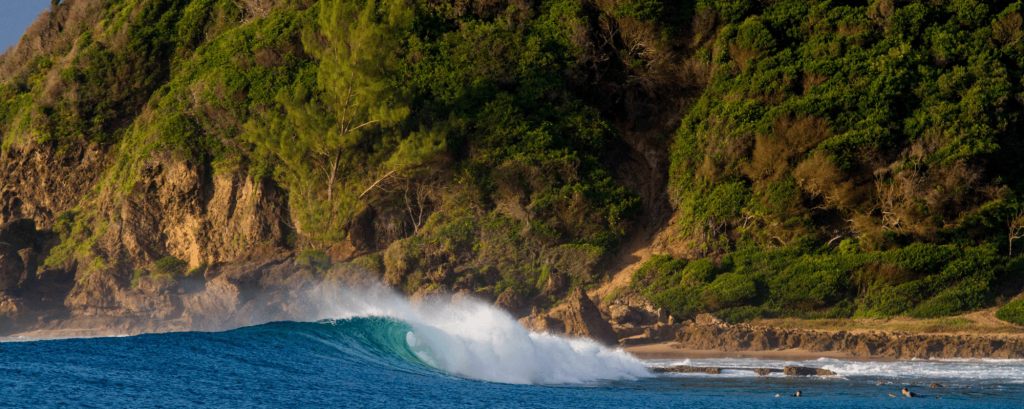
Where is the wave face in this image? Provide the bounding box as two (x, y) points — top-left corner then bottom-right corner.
(247, 314), (651, 385)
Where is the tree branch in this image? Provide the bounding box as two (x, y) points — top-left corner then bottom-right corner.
(359, 169), (397, 198)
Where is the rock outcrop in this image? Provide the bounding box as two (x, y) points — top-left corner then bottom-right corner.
(555, 289), (619, 345)
(672, 323), (1024, 360)
(518, 289), (619, 345)
(784, 366), (837, 376)
(494, 288), (525, 317)
(651, 365), (721, 374)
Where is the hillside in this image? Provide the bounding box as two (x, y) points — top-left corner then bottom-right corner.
(1, 0), (1023, 337)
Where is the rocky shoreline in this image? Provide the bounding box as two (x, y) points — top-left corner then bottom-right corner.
(520, 307), (1024, 361)
(664, 318), (1024, 360)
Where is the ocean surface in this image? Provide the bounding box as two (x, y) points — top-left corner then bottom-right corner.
(1, 292), (1023, 408)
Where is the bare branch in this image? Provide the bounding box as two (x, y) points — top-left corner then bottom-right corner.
(359, 169), (398, 198)
(1009, 209), (1024, 256)
(348, 119), (379, 133)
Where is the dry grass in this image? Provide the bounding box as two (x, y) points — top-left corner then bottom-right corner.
(745, 116), (830, 185)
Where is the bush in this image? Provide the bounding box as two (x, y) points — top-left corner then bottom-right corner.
(680, 258), (716, 286)
(701, 273), (757, 310)
(996, 297), (1024, 326)
(717, 305), (763, 323)
(651, 286), (706, 318)
(153, 256), (188, 276)
(632, 255), (687, 296)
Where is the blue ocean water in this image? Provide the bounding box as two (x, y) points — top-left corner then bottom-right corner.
(1, 317), (1022, 408)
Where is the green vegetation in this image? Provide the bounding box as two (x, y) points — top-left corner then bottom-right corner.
(3, 0), (1023, 321)
(131, 256), (190, 288)
(634, 241), (1022, 323)
(996, 297), (1024, 326)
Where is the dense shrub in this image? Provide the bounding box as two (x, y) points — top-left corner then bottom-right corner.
(153, 256), (188, 276)
(637, 240), (1015, 320)
(701, 273), (758, 309)
(996, 298), (1024, 326)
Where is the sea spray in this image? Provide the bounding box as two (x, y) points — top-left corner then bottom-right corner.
(310, 284), (652, 384)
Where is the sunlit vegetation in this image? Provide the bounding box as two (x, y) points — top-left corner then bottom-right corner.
(3, 0), (1024, 320)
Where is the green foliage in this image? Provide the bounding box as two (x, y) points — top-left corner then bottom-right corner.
(130, 256), (188, 288)
(351, 253), (385, 277)
(614, 0), (663, 22)
(701, 272), (757, 309)
(636, 240), (1016, 320)
(44, 209), (108, 278)
(717, 305), (763, 324)
(153, 256), (188, 276)
(632, 255), (688, 297)
(242, 0), (415, 243)
(669, 0), (1024, 259)
(996, 297), (1024, 326)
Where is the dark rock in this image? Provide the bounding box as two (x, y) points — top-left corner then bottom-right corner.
(753, 368), (772, 376)
(0, 219), (36, 250)
(553, 289), (619, 346)
(494, 288), (525, 316)
(652, 365), (721, 375)
(0, 243), (25, 293)
(348, 205), (376, 251)
(784, 366), (836, 376)
(929, 383), (943, 388)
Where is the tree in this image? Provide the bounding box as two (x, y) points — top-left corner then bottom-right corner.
(245, 0), (411, 244)
(303, 0), (411, 202)
(1009, 209), (1024, 256)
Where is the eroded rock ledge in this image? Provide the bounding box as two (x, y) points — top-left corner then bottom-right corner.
(671, 321), (1024, 360)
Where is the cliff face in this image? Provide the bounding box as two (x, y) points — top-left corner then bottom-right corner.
(0, 143), (303, 334)
(2, 0), (1024, 338)
(0, 141), (108, 229)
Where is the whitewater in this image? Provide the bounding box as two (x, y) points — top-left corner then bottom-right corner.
(1, 284), (1023, 407)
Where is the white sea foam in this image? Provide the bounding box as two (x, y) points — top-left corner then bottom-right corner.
(308, 284), (652, 385)
(819, 359), (1024, 383)
(645, 356), (1024, 384)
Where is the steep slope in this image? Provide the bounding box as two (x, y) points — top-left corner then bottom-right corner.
(1, 0), (1023, 337)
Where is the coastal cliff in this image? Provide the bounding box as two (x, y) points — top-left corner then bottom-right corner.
(2, 0), (1024, 348)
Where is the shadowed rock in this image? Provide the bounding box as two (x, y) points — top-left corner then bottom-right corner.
(784, 366), (836, 376)
(652, 365), (721, 374)
(556, 289), (619, 346)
